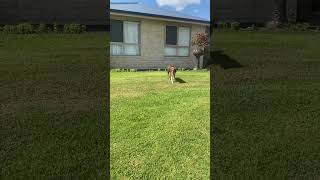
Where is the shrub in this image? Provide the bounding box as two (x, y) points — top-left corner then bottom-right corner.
(287, 23), (298, 31)
(68, 24), (75, 33)
(63, 24), (82, 34)
(74, 24), (81, 33)
(53, 23), (59, 33)
(297, 23), (310, 31)
(287, 23), (310, 32)
(75, 24), (81, 34)
(3, 25), (17, 34)
(266, 21), (280, 29)
(60, 23), (86, 34)
(0, 26), (3, 32)
(63, 24), (69, 33)
(243, 24), (257, 31)
(69, 24), (81, 34)
(16, 23), (34, 34)
(38, 23), (47, 33)
(112, 69), (121, 72)
(217, 22), (230, 29)
(250, 24), (257, 30)
(81, 25), (86, 33)
(111, 69), (120, 72)
(47, 26), (52, 33)
(280, 23), (290, 29)
(231, 21), (240, 30)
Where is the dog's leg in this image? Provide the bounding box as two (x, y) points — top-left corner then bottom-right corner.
(171, 76), (173, 84)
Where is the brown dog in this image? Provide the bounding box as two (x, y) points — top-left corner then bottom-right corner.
(167, 64), (176, 84)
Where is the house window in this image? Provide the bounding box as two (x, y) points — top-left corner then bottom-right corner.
(111, 20), (140, 56)
(165, 26), (190, 57)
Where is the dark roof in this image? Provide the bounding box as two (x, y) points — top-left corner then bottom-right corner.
(110, 2), (209, 24)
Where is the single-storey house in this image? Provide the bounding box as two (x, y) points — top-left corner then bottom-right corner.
(212, 0), (320, 25)
(110, 2), (210, 69)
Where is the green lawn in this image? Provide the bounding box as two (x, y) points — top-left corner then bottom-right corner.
(211, 30), (320, 178)
(2, 30), (319, 179)
(110, 71), (210, 179)
(0, 33), (108, 178)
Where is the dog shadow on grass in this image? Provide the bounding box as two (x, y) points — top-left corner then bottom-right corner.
(175, 77), (187, 83)
(207, 50), (242, 69)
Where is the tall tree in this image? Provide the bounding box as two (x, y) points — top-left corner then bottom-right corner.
(192, 32), (209, 69)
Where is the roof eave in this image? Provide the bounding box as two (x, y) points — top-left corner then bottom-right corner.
(110, 9), (210, 26)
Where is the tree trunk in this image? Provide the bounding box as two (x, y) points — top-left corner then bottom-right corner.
(196, 56), (200, 69)
(273, 0), (285, 22)
(273, 7), (281, 22)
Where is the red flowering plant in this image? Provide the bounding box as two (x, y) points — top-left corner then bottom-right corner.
(191, 32), (209, 69)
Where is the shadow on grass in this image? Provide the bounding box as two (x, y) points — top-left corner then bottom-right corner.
(207, 50), (242, 69)
(175, 77), (187, 83)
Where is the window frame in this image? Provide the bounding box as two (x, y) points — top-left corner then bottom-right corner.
(110, 19), (141, 56)
(164, 25), (191, 57)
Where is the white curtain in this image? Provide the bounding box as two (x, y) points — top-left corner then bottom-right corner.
(124, 21), (139, 55)
(178, 27), (190, 46)
(165, 47), (177, 56)
(111, 44), (123, 56)
(177, 47), (189, 56)
(177, 27), (190, 56)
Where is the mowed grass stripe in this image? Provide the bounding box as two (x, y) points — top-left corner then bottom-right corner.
(211, 30), (320, 178)
(0, 33), (108, 178)
(111, 71), (210, 179)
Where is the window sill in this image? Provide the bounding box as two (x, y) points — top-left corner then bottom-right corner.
(164, 56), (190, 58)
(111, 55), (141, 57)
